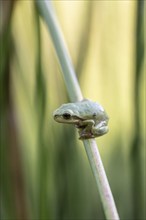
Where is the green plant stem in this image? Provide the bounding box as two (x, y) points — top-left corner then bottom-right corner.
(83, 139), (119, 220)
(36, 1), (120, 219)
(36, 1), (82, 102)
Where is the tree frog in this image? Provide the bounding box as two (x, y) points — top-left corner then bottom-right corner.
(53, 99), (109, 139)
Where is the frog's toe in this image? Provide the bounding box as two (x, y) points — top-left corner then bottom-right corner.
(79, 131), (95, 139)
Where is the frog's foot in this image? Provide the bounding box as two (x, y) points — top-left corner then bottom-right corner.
(92, 124), (109, 137)
(78, 130), (95, 139)
(75, 124), (86, 129)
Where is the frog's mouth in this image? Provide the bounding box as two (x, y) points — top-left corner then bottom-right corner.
(54, 114), (83, 124)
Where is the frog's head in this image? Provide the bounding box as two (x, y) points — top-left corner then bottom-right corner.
(53, 103), (81, 124)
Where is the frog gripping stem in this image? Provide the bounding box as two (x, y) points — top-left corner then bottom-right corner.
(53, 99), (109, 140)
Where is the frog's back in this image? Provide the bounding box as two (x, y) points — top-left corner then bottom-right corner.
(76, 99), (106, 119)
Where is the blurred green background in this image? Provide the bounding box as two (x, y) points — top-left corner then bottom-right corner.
(0, 1), (145, 220)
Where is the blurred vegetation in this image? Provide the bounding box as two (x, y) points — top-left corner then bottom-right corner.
(0, 1), (145, 220)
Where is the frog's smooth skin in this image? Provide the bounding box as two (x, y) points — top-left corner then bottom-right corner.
(53, 99), (109, 139)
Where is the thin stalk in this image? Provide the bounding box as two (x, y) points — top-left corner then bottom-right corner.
(83, 139), (119, 220)
(36, 1), (120, 219)
(36, 1), (82, 102)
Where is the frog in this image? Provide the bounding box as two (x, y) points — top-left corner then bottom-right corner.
(53, 99), (109, 139)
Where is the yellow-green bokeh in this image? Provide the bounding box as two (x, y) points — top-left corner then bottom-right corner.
(1, 1), (145, 220)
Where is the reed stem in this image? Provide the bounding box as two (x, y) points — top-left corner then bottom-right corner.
(36, 1), (120, 219)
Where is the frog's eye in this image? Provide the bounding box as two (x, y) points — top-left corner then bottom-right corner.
(62, 113), (71, 120)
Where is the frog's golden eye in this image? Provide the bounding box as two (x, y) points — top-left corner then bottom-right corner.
(63, 113), (71, 120)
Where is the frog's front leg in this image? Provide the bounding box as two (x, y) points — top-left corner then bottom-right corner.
(76, 119), (95, 139)
(92, 121), (109, 137)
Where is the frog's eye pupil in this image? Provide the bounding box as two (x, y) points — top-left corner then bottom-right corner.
(63, 113), (71, 120)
